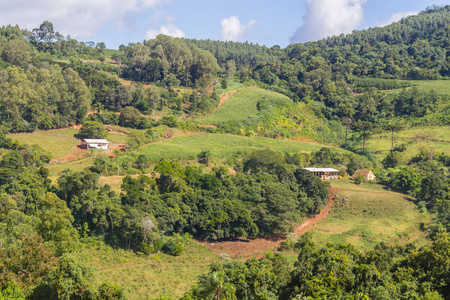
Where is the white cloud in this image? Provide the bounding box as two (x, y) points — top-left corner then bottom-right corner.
(0, 0), (170, 39)
(145, 23), (185, 39)
(291, 0), (366, 43)
(220, 16), (257, 42)
(378, 11), (418, 27)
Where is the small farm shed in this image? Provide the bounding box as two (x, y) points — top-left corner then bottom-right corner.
(304, 167), (339, 180)
(352, 169), (376, 181)
(81, 139), (110, 150)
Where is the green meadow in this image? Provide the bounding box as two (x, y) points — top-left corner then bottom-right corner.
(310, 180), (429, 251)
(76, 239), (219, 300)
(136, 133), (329, 162)
(383, 79), (450, 96)
(9, 128), (80, 159)
(196, 87), (292, 125)
(367, 126), (450, 160)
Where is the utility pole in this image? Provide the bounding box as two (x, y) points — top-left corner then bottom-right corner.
(343, 118), (352, 151)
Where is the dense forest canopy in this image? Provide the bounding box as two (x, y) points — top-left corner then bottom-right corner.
(0, 4), (449, 299)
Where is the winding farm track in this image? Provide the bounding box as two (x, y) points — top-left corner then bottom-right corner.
(199, 188), (336, 258)
(196, 89), (238, 128)
(96, 189), (336, 272)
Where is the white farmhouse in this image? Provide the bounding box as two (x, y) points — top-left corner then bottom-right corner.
(304, 167), (339, 180)
(81, 139), (110, 150)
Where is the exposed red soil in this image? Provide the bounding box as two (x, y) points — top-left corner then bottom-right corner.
(196, 90), (237, 126)
(95, 189), (337, 273)
(199, 189), (336, 259)
(53, 145), (89, 163)
(291, 137), (318, 143)
(228, 168), (237, 176)
(107, 144), (126, 158)
(197, 124), (218, 129)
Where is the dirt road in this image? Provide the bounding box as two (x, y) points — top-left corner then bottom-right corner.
(199, 189), (336, 258)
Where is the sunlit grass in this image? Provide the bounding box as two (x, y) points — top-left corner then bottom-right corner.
(136, 133), (331, 162)
(367, 126), (450, 160)
(76, 239), (219, 299)
(310, 180), (430, 251)
(196, 87), (292, 125)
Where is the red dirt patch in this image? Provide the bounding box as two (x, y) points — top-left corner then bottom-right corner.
(197, 124), (218, 129)
(199, 189), (336, 258)
(53, 145), (89, 163)
(107, 144), (126, 157)
(195, 90), (238, 122)
(228, 168), (237, 176)
(291, 137), (317, 143)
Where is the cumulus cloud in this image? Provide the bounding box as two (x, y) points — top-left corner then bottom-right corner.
(145, 23), (185, 39)
(290, 0), (366, 43)
(378, 11), (418, 27)
(145, 14), (185, 39)
(0, 0), (170, 39)
(220, 16), (257, 42)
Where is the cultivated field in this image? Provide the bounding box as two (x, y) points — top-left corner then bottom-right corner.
(384, 79), (450, 96)
(136, 133), (328, 162)
(196, 87), (292, 125)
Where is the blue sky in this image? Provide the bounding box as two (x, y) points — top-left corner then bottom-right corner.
(1, 0), (449, 49)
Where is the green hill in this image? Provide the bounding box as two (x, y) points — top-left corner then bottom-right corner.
(135, 133), (328, 162)
(196, 87), (293, 125)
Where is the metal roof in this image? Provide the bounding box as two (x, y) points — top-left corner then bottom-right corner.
(304, 167), (339, 172)
(83, 139), (110, 144)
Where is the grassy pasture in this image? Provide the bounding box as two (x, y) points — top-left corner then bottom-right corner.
(136, 133), (329, 162)
(9, 127), (131, 178)
(196, 87), (292, 125)
(383, 80), (450, 96)
(77, 239), (218, 300)
(9, 128), (80, 159)
(367, 126), (450, 160)
(310, 180), (429, 251)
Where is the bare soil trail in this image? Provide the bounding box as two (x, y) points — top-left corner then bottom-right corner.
(199, 189), (336, 258)
(52, 145), (89, 163)
(196, 90), (238, 127)
(96, 189), (336, 273)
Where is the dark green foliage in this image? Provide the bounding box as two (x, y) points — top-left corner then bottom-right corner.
(122, 35), (220, 87)
(186, 233), (450, 299)
(382, 151), (403, 168)
(393, 87), (439, 118)
(0, 233), (57, 292)
(353, 172), (365, 184)
(29, 253), (128, 300)
(115, 150), (330, 241)
(161, 235), (184, 256)
(78, 121), (107, 139)
(160, 115), (178, 128)
(0, 281), (25, 299)
(352, 77), (412, 93)
(118, 106), (142, 128)
(97, 282), (127, 300)
(0, 66), (90, 132)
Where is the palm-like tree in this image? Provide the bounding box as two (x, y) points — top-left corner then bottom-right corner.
(197, 271), (236, 300)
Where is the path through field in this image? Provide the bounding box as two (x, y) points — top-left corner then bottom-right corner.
(196, 90), (237, 127)
(96, 189), (336, 273)
(199, 189), (336, 258)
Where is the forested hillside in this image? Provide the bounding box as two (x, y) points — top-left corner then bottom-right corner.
(0, 4), (449, 300)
